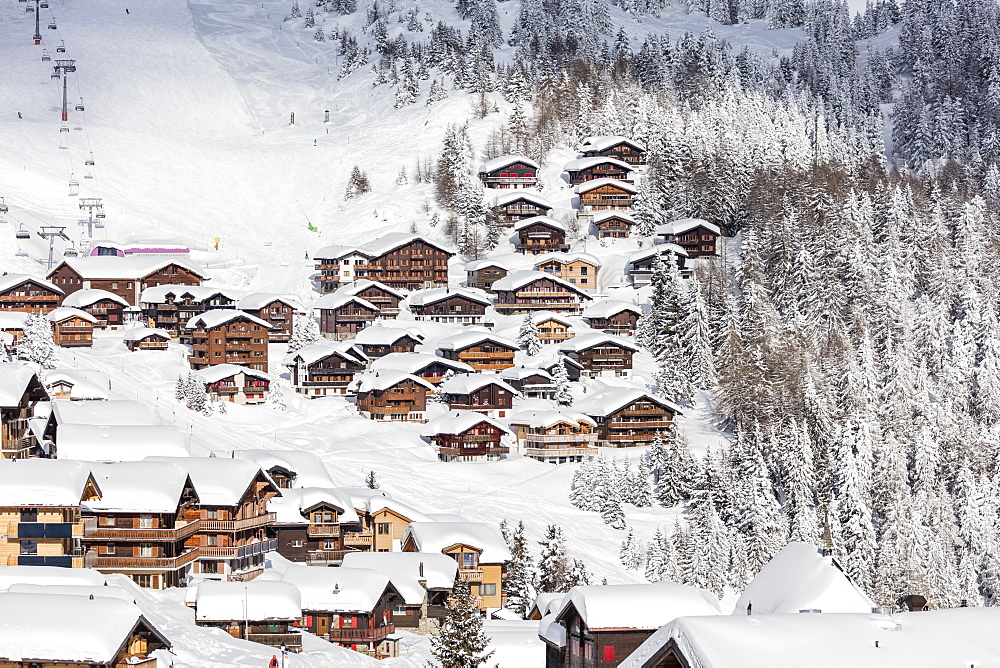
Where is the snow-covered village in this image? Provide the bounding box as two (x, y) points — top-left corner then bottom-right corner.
(2, 0), (1000, 665)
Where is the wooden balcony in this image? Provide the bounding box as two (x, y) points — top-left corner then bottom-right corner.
(522, 432), (597, 443)
(198, 540), (277, 559)
(86, 519), (201, 542)
(201, 513), (275, 532)
(305, 549), (355, 565)
(306, 523), (340, 537)
(607, 419), (673, 430)
(524, 446), (598, 459)
(342, 532), (374, 547)
(324, 624), (394, 643)
(438, 446), (509, 458)
(94, 548), (200, 571)
(247, 633), (302, 649)
(458, 568), (484, 583)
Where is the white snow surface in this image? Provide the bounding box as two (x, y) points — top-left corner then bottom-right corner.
(263, 565), (390, 613)
(144, 456), (265, 506)
(403, 521), (512, 563)
(82, 461), (192, 512)
(0, 459), (94, 506)
(57, 424), (189, 462)
(268, 487), (359, 524)
(340, 552), (458, 604)
(51, 398), (156, 426)
(559, 581), (722, 630)
(0, 364), (40, 406)
(194, 580), (302, 621)
(61, 288), (130, 308)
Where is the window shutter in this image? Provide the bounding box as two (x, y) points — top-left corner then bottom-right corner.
(603, 645), (615, 662)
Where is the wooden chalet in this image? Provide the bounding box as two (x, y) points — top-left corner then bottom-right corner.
(123, 327), (172, 351)
(313, 244), (370, 293)
(579, 135), (647, 165)
(284, 342), (368, 397)
(592, 211), (636, 239)
(582, 300), (642, 336)
(402, 522), (511, 611)
(423, 412), (511, 462)
(514, 216), (570, 255)
(509, 410), (598, 463)
(140, 285), (239, 337)
(492, 270), (592, 316)
(408, 287), (491, 325)
(655, 218), (722, 258)
(82, 461), (201, 589)
(437, 331), (518, 372)
(44, 370), (109, 402)
(478, 155), (539, 189)
(564, 156), (634, 185)
(354, 233), (454, 291)
(0, 592), (170, 667)
(465, 259), (509, 293)
(0, 313), (27, 353)
(370, 352), (474, 385)
(501, 366), (556, 400)
(439, 374), (518, 418)
(346, 494), (432, 554)
(149, 457), (279, 581)
(338, 279), (404, 316)
(627, 245), (689, 288)
(47, 256), (206, 306)
(61, 288), (129, 329)
(194, 580), (303, 651)
(279, 565), (401, 659)
(576, 389), (682, 447)
(237, 294), (303, 342)
(544, 583), (720, 668)
(575, 178), (637, 212)
(353, 327), (423, 360)
(533, 312), (575, 345)
(186, 310), (271, 371)
(0, 459), (100, 567)
(490, 191), (554, 225)
(535, 252), (601, 291)
(315, 293), (381, 341)
(48, 307), (97, 348)
(0, 365), (48, 459)
(0, 273), (63, 312)
(560, 333), (638, 376)
(353, 371), (434, 422)
(269, 488), (359, 565)
(196, 364), (271, 405)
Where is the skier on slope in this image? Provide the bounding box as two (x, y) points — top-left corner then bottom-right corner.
(17, 112), (22, 119)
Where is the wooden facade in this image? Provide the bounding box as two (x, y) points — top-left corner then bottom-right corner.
(0, 276), (63, 312)
(478, 157), (539, 189)
(319, 297), (380, 341)
(347, 281), (403, 315)
(273, 500), (353, 566)
(124, 331), (171, 351)
(72, 296), (125, 328)
(354, 332), (421, 360)
(511, 414), (598, 464)
(592, 212), (635, 239)
(445, 382), (515, 418)
(431, 421), (510, 462)
(554, 602), (654, 668)
(48, 261), (204, 305)
(565, 158), (634, 185)
(299, 586), (400, 658)
(490, 194), (553, 224)
(188, 313), (270, 371)
(515, 220), (570, 255)
(583, 309), (640, 336)
(409, 293), (488, 325)
(356, 377), (431, 422)
(0, 369), (47, 459)
(658, 222), (721, 258)
(580, 137), (647, 165)
(595, 397), (677, 447)
(202, 368), (271, 405)
(49, 311), (95, 348)
(142, 289), (237, 338)
(401, 536), (506, 612)
(493, 276), (591, 315)
(562, 338), (636, 376)
(536, 257), (599, 291)
(439, 340), (518, 372)
(354, 238), (452, 291)
(240, 298), (299, 342)
(535, 315), (574, 344)
(288, 349), (367, 397)
(576, 180), (636, 212)
(466, 264), (508, 292)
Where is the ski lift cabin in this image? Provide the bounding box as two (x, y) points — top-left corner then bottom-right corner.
(56, 41), (65, 52)
(75, 98), (85, 112)
(41, 50), (50, 62)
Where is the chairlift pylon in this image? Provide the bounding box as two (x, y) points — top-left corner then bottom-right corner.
(56, 41), (65, 53)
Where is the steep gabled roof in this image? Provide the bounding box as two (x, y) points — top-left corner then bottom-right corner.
(563, 156), (634, 172)
(555, 582), (720, 631)
(574, 177), (637, 195)
(49, 256), (207, 280)
(439, 373), (519, 395)
(194, 363), (270, 384)
(282, 341), (368, 367)
(312, 244), (368, 261)
(351, 369), (436, 393)
(336, 279), (406, 300)
(422, 411), (512, 438)
(627, 244), (689, 264)
(139, 284), (238, 304)
(312, 292), (379, 312)
(268, 487), (359, 524)
(404, 521), (512, 563)
(0, 459), (100, 506)
(592, 210), (637, 224)
(575, 387), (682, 417)
(354, 326), (425, 347)
(437, 330), (519, 352)
(656, 217), (722, 236)
(559, 332), (639, 353)
(533, 252), (601, 268)
(340, 552), (458, 604)
(362, 232), (456, 259)
(480, 154), (539, 173)
(82, 461), (195, 512)
(122, 327), (172, 342)
(408, 286), (492, 308)
(145, 456), (275, 507)
(490, 191), (553, 209)
(195, 580), (302, 622)
(47, 307), (98, 324)
(270, 565), (393, 614)
(371, 352), (473, 375)
(51, 399), (156, 426)
(0, 364), (43, 407)
(0, 273), (64, 295)
(237, 293), (305, 312)
(491, 270), (591, 299)
(465, 258), (509, 272)
(583, 299), (642, 319)
(512, 215), (567, 232)
(579, 135), (646, 153)
(185, 309), (273, 330)
(61, 289), (130, 309)
(508, 410), (596, 429)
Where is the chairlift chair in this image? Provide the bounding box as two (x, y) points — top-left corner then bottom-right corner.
(0, 198), (8, 214)
(75, 98), (84, 112)
(68, 176), (79, 197)
(59, 124), (69, 133)
(16, 227), (30, 241)
(64, 247), (78, 257)
(65, 64), (76, 72)
(95, 211), (106, 219)
(85, 154), (95, 166)
(26, 6), (34, 12)
(47, 21), (57, 29)
(56, 41), (65, 53)
(41, 50), (50, 62)
(51, 71), (60, 80)
(40, 0), (48, 6)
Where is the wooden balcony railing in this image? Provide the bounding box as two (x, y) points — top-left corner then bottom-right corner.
(342, 532), (374, 547)
(458, 568), (484, 583)
(94, 548), (200, 571)
(324, 624), (394, 643)
(201, 513), (275, 532)
(306, 523), (340, 537)
(86, 519), (201, 542)
(524, 446), (599, 458)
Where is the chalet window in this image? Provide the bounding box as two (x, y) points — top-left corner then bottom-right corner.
(313, 512), (333, 523)
(206, 509), (219, 519)
(101, 516), (115, 526)
(139, 544), (154, 557)
(602, 645), (615, 662)
(323, 539), (336, 550)
(20, 509), (37, 522)
(393, 605), (407, 615)
(460, 552), (477, 569)
(206, 535), (219, 546)
(103, 545), (115, 554)
(20, 540), (37, 555)
(139, 515), (153, 528)
(133, 574), (153, 587)
(290, 540), (303, 548)
(480, 583), (496, 596)
(377, 523), (390, 535)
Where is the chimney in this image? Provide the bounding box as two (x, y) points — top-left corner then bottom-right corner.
(901, 595), (927, 612)
(419, 561), (425, 578)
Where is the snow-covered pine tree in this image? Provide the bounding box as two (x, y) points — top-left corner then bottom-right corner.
(395, 166), (408, 185)
(17, 312), (57, 369)
(394, 59), (419, 108)
(290, 0), (302, 18)
(517, 314), (542, 356)
(287, 313), (320, 353)
(174, 375), (186, 403)
(314, 26), (325, 41)
(427, 79), (448, 105)
(567, 559), (591, 587)
(600, 493), (627, 530)
(267, 381), (287, 411)
(304, 7), (315, 27)
(645, 527), (673, 582)
(185, 372), (207, 413)
(569, 457), (600, 512)
(631, 457), (654, 507)
(429, 582), (495, 668)
(503, 521), (536, 617)
(537, 524), (570, 592)
(619, 527), (643, 569)
(552, 359), (573, 406)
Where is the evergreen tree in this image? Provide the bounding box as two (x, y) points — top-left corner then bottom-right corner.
(304, 7), (315, 27)
(503, 521), (536, 617)
(394, 59), (419, 108)
(267, 380), (287, 411)
(537, 524), (570, 592)
(619, 528), (643, 569)
(427, 79), (449, 105)
(518, 315), (542, 356)
(365, 470), (380, 489)
(17, 312), (57, 369)
(429, 582), (495, 668)
(552, 360), (573, 406)
(287, 313), (320, 353)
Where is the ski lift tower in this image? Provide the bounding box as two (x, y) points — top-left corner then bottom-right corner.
(32, 0), (42, 44)
(78, 197), (104, 239)
(53, 59), (76, 122)
(37, 226), (70, 272)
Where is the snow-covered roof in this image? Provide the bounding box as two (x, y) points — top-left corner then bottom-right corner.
(404, 522), (512, 563)
(508, 410), (596, 429)
(558, 582), (721, 630)
(344, 488), (434, 523)
(231, 449), (338, 489)
(371, 352), (473, 375)
(351, 370), (436, 393)
(500, 366), (554, 382)
(0, 592), (162, 663)
(81, 461), (193, 512)
(313, 244), (367, 261)
(336, 279), (405, 300)
(439, 374), (519, 396)
(579, 135), (646, 153)
(559, 332), (639, 353)
(0, 273), (63, 295)
(733, 543), (874, 615)
(437, 330), (518, 352)
(312, 292), (379, 312)
(341, 552), (458, 605)
(562, 156), (634, 172)
(270, 565), (391, 614)
(592, 210), (637, 224)
(0, 364), (41, 406)
(627, 244), (689, 264)
(539, 612), (567, 647)
(194, 363), (270, 384)
(0, 566), (106, 591)
(122, 327), (172, 342)
(47, 307), (98, 324)
(465, 259), (509, 272)
(57, 425), (189, 462)
(185, 309), (273, 330)
(51, 256), (206, 280)
(531, 592), (568, 619)
(574, 178), (637, 195)
(490, 191), (553, 209)
(583, 299), (642, 319)
(512, 215), (567, 232)
(362, 232), (455, 259)
(408, 286), (492, 307)
(531, 311), (575, 327)
(0, 459), (98, 506)
(51, 399), (156, 426)
(60, 288), (129, 309)
(621, 608), (1000, 668)
(422, 411), (512, 438)
(480, 154), (539, 173)
(195, 580), (302, 622)
(139, 284), (238, 304)
(268, 487), (359, 525)
(491, 270), (589, 297)
(45, 369), (110, 401)
(533, 252), (601, 268)
(282, 341), (367, 367)
(354, 326), (424, 346)
(656, 217), (722, 236)
(144, 456), (270, 507)
(237, 293), (305, 312)
(6, 584), (135, 603)
(0, 312), (27, 330)
(574, 388), (682, 417)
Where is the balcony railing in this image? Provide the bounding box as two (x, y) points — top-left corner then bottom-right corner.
(201, 513), (275, 532)
(458, 568), (484, 583)
(247, 633), (303, 648)
(305, 549), (355, 564)
(306, 523), (340, 537)
(524, 446), (599, 459)
(325, 624), (394, 643)
(342, 532), (374, 547)
(522, 433), (598, 443)
(93, 548), (200, 571)
(198, 540), (277, 559)
(86, 519), (201, 542)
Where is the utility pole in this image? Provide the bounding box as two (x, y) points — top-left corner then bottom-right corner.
(78, 198), (103, 239)
(37, 226), (70, 272)
(32, 0), (41, 44)
(53, 59), (76, 121)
